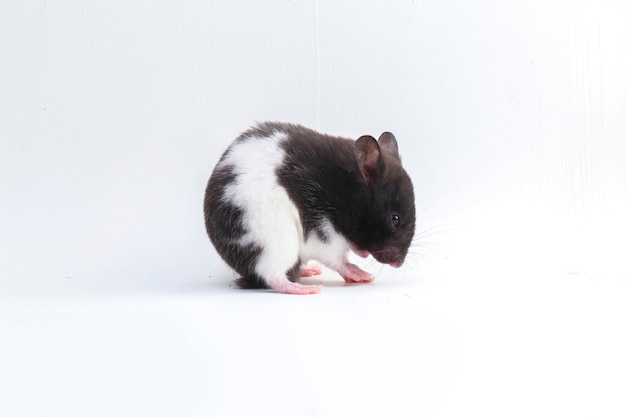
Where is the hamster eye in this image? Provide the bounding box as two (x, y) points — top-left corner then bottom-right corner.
(391, 214), (400, 228)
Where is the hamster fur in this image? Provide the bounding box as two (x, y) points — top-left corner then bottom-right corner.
(204, 122), (415, 294)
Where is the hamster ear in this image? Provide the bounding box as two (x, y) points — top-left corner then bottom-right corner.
(378, 132), (400, 161)
(355, 135), (381, 184)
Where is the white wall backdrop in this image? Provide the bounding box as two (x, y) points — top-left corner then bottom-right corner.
(1, 1), (625, 416)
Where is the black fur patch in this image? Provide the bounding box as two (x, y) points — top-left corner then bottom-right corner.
(274, 123), (364, 240)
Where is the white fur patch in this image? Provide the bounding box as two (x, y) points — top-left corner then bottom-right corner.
(218, 133), (304, 277)
(300, 218), (350, 270)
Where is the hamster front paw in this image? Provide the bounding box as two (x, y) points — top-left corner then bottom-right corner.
(340, 262), (374, 284)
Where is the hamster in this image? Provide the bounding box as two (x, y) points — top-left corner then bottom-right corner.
(203, 122), (415, 294)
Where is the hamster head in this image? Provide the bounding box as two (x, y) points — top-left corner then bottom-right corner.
(351, 132), (416, 267)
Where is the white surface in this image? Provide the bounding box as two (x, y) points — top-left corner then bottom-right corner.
(1, 1), (625, 416)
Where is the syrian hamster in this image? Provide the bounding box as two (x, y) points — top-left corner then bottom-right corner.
(204, 122), (415, 294)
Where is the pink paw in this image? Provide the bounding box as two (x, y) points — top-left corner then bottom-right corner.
(341, 263), (374, 284)
(300, 263), (324, 277)
(266, 276), (322, 295)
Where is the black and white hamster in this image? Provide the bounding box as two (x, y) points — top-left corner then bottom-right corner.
(204, 122), (415, 294)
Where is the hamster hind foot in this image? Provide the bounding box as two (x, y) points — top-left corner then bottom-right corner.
(266, 275), (322, 295)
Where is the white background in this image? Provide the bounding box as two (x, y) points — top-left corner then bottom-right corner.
(1, 1), (625, 416)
